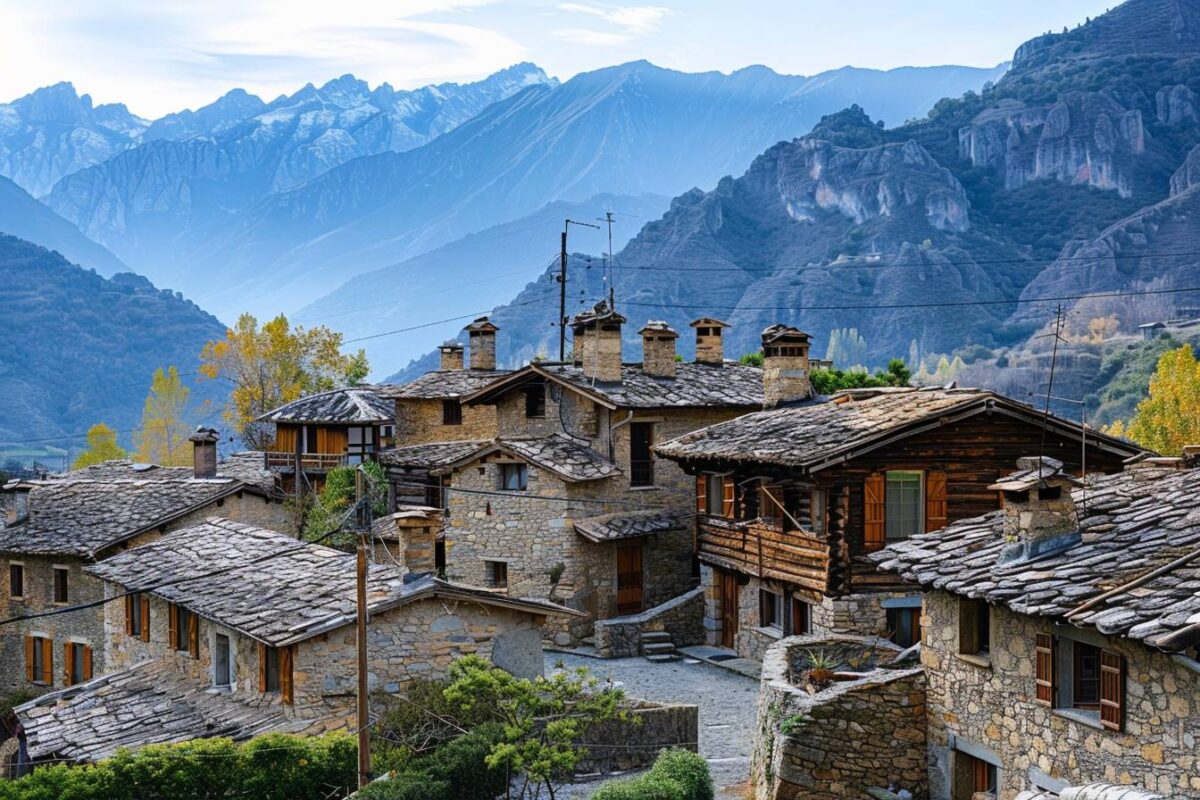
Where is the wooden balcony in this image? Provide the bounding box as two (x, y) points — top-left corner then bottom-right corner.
(697, 516), (833, 594)
(263, 452), (347, 472)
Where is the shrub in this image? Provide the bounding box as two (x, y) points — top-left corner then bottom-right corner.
(357, 774), (451, 800)
(420, 723), (508, 800)
(591, 775), (686, 800)
(591, 749), (712, 800)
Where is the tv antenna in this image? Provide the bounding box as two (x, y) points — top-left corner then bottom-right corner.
(558, 218), (600, 362)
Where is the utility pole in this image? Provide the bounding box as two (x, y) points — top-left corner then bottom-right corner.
(1037, 304), (1067, 464)
(558, 218), (601, 362)
(603, 211), (615, 307)
(354, 467), (371, 789)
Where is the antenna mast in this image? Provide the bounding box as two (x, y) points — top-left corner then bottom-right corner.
(558, 218), (600, 362)
(1037, 304), (1067, 464)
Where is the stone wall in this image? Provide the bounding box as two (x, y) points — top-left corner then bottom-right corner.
(922, 591), (1200, 799)
(393, 397), (497, 446)
(593, 587), (705, 658)
(752, 636), (927, 800)
(0, 494), (290, 694)
(575, 700), (700, 773)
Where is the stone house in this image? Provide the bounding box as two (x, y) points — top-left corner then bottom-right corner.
(425, 304), (764, 645)
(0, 432), (288, 695)
(256, 385), (396, 490)
(655, 325), (1140, 661)
(873, 456), (1200, 799)
(10, 517), (572, 767)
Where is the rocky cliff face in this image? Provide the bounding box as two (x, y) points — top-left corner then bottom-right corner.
(0, 175), (129, 275)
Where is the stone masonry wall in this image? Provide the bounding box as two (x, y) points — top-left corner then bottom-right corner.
(922, 591), (1200, 799)
(0, 494), (289, 695)
(393, 397), (497, 446)
(593, 587), (705, 657)
(752, 636), (927, 800)
(576, 700), (700, 773)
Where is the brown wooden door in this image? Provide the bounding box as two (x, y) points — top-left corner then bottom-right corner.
(616, 544), (644, 614)
(720, 570), (739, 649)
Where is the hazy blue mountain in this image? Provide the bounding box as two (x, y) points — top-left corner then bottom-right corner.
(114, 59), (1005, 320)
(0, 82), (147, 196)
(0, 234), (227, 444)
(295, 192), (672, 375)
(0, 174), (129, 275)
(143, 88), (267, 143)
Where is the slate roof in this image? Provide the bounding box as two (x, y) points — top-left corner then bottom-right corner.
(655, 387), (1140, 471)
(88, 518), (577, 646)
(0, 478), (263, 558)
(256, 386), (394, 424)
(440, 434), (622, 482)
(464, 362), (764, 410)
(383, 369), (512, 400)
(41, 456), (277, 493)
(872, 465), (1200, 654)
(574, 509), (687, 543)
(378, 440), (488, 470)
(16, 659), (315, 763)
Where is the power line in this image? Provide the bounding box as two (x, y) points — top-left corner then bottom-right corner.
(343, 294), (554, 344)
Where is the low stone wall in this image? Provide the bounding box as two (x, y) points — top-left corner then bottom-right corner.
(576, 699), (699, 774)
(752, 636), (928, 800)
(593, 588), (705, 658)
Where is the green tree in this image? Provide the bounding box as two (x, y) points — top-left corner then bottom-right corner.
(302, 462), (389, 548)
(72, 423), (127, 469)
(199, 314), (369, 449)
(133, 366), (192, 466)
(1104, 344), (1200, 455)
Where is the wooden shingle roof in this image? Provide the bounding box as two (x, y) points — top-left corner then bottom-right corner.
(872, 465), (1200, 654)
(256, 386), (394, 424)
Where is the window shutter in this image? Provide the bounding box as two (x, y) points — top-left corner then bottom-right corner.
(258, 643), (268, 693)
(925, 470), (948, 532)
(864, 473), (886, 551)
(696, 476), (706, 515)
(64, 642), (74, 686)
(167, 603), (178, 647)
(40, 638), (52, 686)
(722, 477), (735, 519)
(188, 612), (199, 658)
(140, 596), (151, 642)
(280, 646), (294, 705)
(83, 645), (93, 682)
(1100, 649), (1124, 731)
(124, 595), (134, 636)
(1035, 633), (1056, 706)
(25, 636), (34, 683)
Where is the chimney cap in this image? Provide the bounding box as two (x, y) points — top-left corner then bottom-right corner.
(464, 316), (498, 334)
(572, 300), (626, 329)
(438, 340), (464, 352)
(189, 426), (220, 444)
(761, 323), (811, 346)
(639, 320), (678, 338)
(989, 455), (1082, 492)
(690, 317), (731, 329)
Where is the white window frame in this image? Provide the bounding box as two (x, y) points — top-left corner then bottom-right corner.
(212, 630), (235, 689)
(761, 589), (784, 631)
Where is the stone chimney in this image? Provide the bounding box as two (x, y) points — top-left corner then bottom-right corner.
(3, 481), (32, 525)
(372, 506), (442, 577)
(991, 456), (1082, 562)
(640, 321), (678, 378)
(464, 317), (498, 370)
(571, 301), (626, 383)
(690, 318), (730, 365)
(438, 340), (464, 371)
(189, 427), (220, 479)
(761, 324), (812, 408)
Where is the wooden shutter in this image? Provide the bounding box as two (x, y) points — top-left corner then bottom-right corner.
(25, 636), (34, 683)
(1099, 649), (1124, 731)
(864, 473), (886, 551)
(695, 476), (707, 515)
(258, 643), (268, 692)
(167, 603), (178, 648)
(318, 427), (348, 455)
(274, 425), (298, 453)
(188, 611), (199, 658)
(82, 645), (93, 682)
(1035, 633), (1056, 706)
(279, 646), (294, 705)
(40, 638), (52, 686)
(924, 470), (948, 532)
(722, 476), (735, 519)
(124, 595), (134, 636)
(140, 595), (151, 642)
(64, 642), (74, 686)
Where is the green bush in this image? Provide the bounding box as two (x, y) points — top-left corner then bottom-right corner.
(357, 774), (451, 800)
(359, 723), (507, 800)
(591, 775), (686, 800)
(591, 749), (712, 800)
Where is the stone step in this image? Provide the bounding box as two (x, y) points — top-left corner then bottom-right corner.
(639, 631), (672, 643)
(644, 653), (680, 663)
(641, 642), (676, 655)
(580, 636), (596, 646)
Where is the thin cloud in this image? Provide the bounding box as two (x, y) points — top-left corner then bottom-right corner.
(555, 2), (671, 44)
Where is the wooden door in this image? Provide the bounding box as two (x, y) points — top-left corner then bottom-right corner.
(720, 570), (739, 649)
(616, 544), (644, 614)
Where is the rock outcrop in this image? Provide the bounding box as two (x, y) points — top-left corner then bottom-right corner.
(1169, 144), (1200, 195)
(1155, 83), (1200, 125)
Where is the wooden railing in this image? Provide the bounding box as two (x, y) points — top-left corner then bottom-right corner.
(263, 452), (347, 471)
(697, 517), (833, 594)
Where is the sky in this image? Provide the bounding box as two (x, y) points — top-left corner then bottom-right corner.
(0, 0), (1120, 118)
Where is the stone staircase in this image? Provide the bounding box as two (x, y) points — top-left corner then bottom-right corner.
(640, 631), (679, 662)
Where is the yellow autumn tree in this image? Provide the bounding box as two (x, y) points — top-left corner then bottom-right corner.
(134, 366), (192, 466)
(1104, 344), (1200, 455)
(200, 313), (369, 449)
(72, 423), (127, 469)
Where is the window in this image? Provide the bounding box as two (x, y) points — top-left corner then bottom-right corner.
(258, 643), (294, 704)
(1036, 633), (1126, 731)
(954, 752), (998, 800)
(499, 463), (528, 491)
(125, 593), (150, 641)
(214, 633), (233, 688)
(705, 475), (725, 516)
(8, 563), (23, 599)
(809, 489), (826, 534)
(346, 426), (376, 464)
(696, 474), (734, 518)
(737, 481), (760, 521)
(1073, 641), (1101, 708)
(629, 422), (654, 487)
(262, 645), (280, 692)
(790, 597), (811, 636)
(52, 567), (69, 604)
(524, 384), (546, 418)
(25, 635), (51, 685)
(884, 471), (923, 540)
(759, 589), (783, 630)
(169, 604), (199, 657)
(486, 560), (508, 589)
(887, 606), (921, 648)
(958, 599), (991, 658)
(64, 642), (92, 686)
(442, 399), (463, 426)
